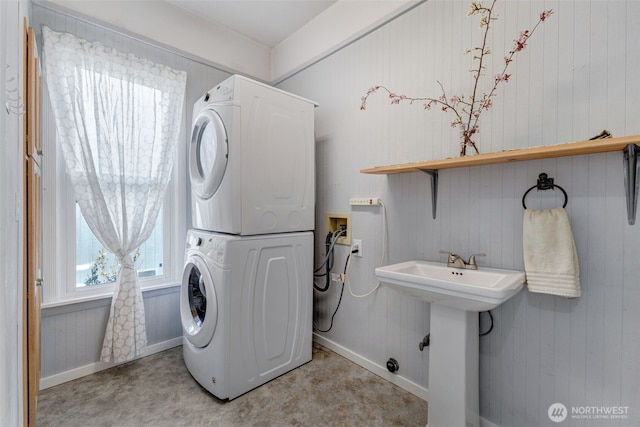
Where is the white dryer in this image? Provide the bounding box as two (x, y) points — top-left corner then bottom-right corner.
(190, 75), (317, 235)
(181, 229), (313, 400)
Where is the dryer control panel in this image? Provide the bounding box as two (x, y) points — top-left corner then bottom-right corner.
(186, 230), (227, 266)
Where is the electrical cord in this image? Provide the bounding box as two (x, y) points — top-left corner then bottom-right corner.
(313, 199), (388, 329)
(347, 200), (388, 298)
(346, 247), (379, 298)
(313, 231), (335, 293)
(314, 250), (352, 333)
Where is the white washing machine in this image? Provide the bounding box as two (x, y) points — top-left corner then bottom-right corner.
(190, 74), (317, 235)
(181, 229), (313, 400)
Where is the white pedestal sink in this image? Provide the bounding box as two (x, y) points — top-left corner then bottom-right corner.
(375, 260), (526, 427)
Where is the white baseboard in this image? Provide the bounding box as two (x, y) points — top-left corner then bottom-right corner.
(480, 418), (501, 427)
(313, 333), (429, 401)
(40, 337), (183, 390)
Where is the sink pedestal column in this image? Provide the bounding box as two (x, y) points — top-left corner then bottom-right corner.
(427, 304), (479, 427)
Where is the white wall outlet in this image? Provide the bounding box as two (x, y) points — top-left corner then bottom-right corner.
(353, 239), (362, 257)
(349, 197), (380, 206)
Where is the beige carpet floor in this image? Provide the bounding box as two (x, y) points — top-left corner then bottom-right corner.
(37, 342), (428, 426)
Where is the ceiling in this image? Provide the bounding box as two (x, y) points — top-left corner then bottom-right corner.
(167, 0), (338, 47)
(42, 0), (419, 82)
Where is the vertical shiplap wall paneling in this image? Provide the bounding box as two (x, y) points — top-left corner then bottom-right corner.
(353, 19), (387, 361)
(514, 1), (533, 150)
(537, 160), (560, 421)
(41, 302), (111, 377)
(435, 0), (461, 160)
(573, 2), (591, 137)
(585, 154), (607, 410)
(393, 1), (416, 371)
(541, 1), (560, 147)
(526, 2), (544, 149)
(365, 24), (398, 367)
(40, 290), (180, 378)
(278, 0), (640, 425)
(590, 2), (608, 134)
(33, 3), (232, 381)
(622, 170), (640, 418)
(346, 17), (384, 361)
(621, 0), (640, 396)
(555, 0), (575, 143)
(404, 6), (431, 382)
(142, 289), (182, 344)
(606, 3), (626, 134)
(565, 155), (590, 427)
(626, 1), (640, 134)
(603, 153), (625, 407)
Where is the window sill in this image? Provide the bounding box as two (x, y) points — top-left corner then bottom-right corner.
(41, 281), (181, 310)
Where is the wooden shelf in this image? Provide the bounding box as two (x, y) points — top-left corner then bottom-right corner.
(360, 135), (640, 225)
(360, 135), (640, 175)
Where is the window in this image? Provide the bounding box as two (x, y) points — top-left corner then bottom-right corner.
(66, 70), (171, 291)
(43, 158), (183, 305)
(75, 203), (164, 287)
(42, 72), (186, 306)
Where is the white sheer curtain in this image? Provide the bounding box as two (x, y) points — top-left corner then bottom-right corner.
(42, 27), (186, 363)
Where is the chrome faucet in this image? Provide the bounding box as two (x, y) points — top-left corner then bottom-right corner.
(466, 253), (486, 269)
(440, 251), (467, 268)
(440, 251), (486, 270)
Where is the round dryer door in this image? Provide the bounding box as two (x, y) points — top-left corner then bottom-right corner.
(189, 108), (228, 200)
(181, 256), (218, 348)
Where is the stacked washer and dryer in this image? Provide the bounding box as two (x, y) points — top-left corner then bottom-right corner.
(181, 75), (317, 400)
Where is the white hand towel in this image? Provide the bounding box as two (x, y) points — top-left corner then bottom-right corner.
(523, 207), (581, 297)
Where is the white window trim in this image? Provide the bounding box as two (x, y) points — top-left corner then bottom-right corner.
(41, 100), (187, 309)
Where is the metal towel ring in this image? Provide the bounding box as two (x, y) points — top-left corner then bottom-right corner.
(522, 173), (568, 209)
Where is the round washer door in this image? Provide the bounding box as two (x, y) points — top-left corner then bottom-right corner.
(181, 255), (218, 348)
(189, 108), (228, 200)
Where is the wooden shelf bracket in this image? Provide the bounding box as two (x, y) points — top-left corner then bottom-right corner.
(623, 144), (640, 225)
(419, 169), (438, 219)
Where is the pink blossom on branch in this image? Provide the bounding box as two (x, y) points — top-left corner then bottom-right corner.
(540, 9), (553, 22)
(359, 86), (381, 110)
(511, 30), (530, 53)
(359, 0), (553, 156)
